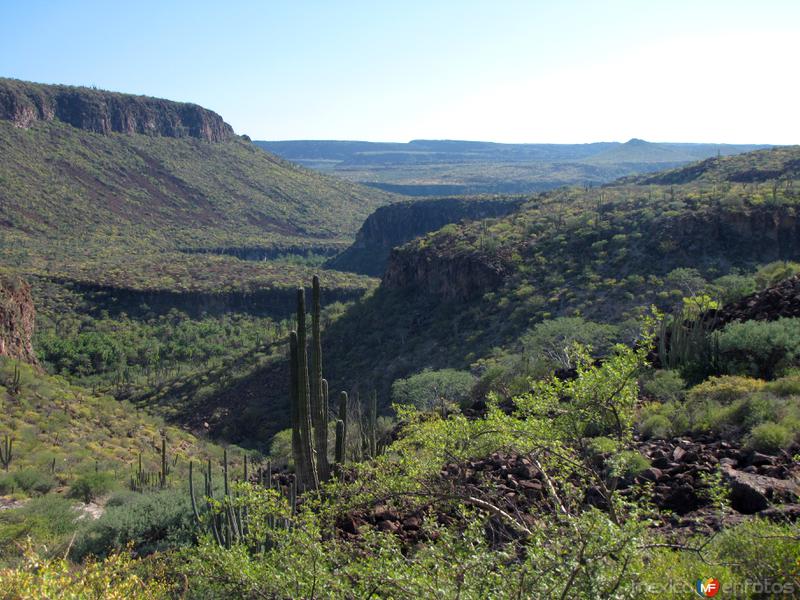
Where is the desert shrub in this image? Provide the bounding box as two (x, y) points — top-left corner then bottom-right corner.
(640, 414), (672, 439)
(105, 490), (139, 508)
(765, 374), (800, 397)
(746, 422), (794, 453)
(0, 495), (79, 560)
(391, 369), (476, 412)
(754, 261), (800, 289)
(69, 472), (115, 503)
(608, 450), (650, 479)
(72, 488), (195, 560)
(686, 375), (765, 405)
(0, 543), (170, 599)
(715, 318), (800, 379)
(519, 317), (618, 375)
(11, 468), (56, 495)
(712, 273), (757, 304)
(642, 369), (686, 402)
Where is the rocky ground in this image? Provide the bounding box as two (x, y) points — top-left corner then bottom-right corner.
(331, 436), (799, 546)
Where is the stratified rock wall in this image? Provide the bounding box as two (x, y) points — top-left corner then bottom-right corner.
(0, 78), (233, 141)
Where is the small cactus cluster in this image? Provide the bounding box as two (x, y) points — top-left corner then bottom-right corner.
(0, 434), (13, 472)
(129, 438), (172, 492)
(290, 276), (351, 490)
(189, 450), (297, 549)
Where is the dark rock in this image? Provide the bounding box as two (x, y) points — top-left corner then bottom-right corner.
(638, 467), (663, 483)
(722, 465), (800, 514)
(0, 79), (234, 141)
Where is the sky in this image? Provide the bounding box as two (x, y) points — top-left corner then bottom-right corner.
(1, 0), (798, 144)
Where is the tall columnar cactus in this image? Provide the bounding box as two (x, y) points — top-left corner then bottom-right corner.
(337, 391), (348, 460)
(368, 390), (378, 458)
(160, 437), (169, 489)
(334, 420), (346, 466)
(291, 288), (319, 490)
(0, 435), (12, 472)
(310, 275), (330, 481)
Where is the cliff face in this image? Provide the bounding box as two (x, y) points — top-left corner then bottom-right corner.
(0, 78), (233, 142)
(0, 275), (38, 366)
(383, 242), (514, 302)
(327, 197), (524, 276)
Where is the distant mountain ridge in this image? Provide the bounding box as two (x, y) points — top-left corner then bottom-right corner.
(254, 138), (770, 196)
(0, 78), (233, 142)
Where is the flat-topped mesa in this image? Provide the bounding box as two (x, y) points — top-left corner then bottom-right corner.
(0, 78), (234, 142)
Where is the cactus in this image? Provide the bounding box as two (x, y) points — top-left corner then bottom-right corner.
(336, 391), (348, 463)
(189, 453), (297, 550)
(7, 363), (20, 396)
(290, 287), (319, 490)
(334, 420), (346, 466)
(160, 437), (169, 488)
(310, 276), (330, 481)
(368, 390), (377, 459)
(0, 435), (12, 472)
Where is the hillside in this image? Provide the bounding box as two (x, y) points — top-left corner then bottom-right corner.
(326, 195), (525, 276)
(0, 79), (394, 295)
(255, 138), (769, 196)
(624, 145), (800, 185)
(156, 146), (800, 448)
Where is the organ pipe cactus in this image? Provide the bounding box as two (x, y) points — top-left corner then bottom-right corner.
(310, 276), (330, 481)
(0, 435), (12, 472)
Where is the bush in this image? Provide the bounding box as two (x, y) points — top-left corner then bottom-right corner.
(608, 450), (650, 479)
(519, 317), (619, 375)
(640, 414), (672, 439)
(0, 495), (79, 560)
(686, 375), (765, 405)
(69, 472), (115, 503)
(715, 318), (800, 379)
(71, 488), (195, 560)
(391, 369), (476, 412)
(642, 370), (685, 402)
(746, 422), (794, 453)
(765, 374), (800, 397)
(11, 468), (56, 495)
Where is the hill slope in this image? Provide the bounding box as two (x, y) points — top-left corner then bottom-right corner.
(0, 79), (394, 293)
(155, 146), (800, 446)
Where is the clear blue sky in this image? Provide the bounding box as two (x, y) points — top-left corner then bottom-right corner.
(1, 0), (798, 143)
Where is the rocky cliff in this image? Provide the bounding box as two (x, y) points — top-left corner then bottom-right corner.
(327, 196), (524, 276)
(0, 78), (233, 141)
(0, 275), (38, 366)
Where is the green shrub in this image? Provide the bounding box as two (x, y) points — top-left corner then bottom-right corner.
(686, 375), (765, 405)
(642, 369), (686, 402)
(608, 450), (650, 479)
(746, 422), (794, 453)
(765, 374), (800, 397)
(69, 472), (115, 503)
(640, 414), (672, 439)
(71, 489), (195, 560)
(0, 495), (79, 559)
(715, 318), (800, 379)
(391, 369), (476, 412)
(0, 473), (16, 495)
(12, 468), (56, 495)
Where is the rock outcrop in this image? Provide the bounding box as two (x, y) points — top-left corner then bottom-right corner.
(383, 242), (514, 302)
(0, 78), (233, 141)
(703, 273), (800, 328)
(327, 197), (524, 276)
(0, 275), (38, 366)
